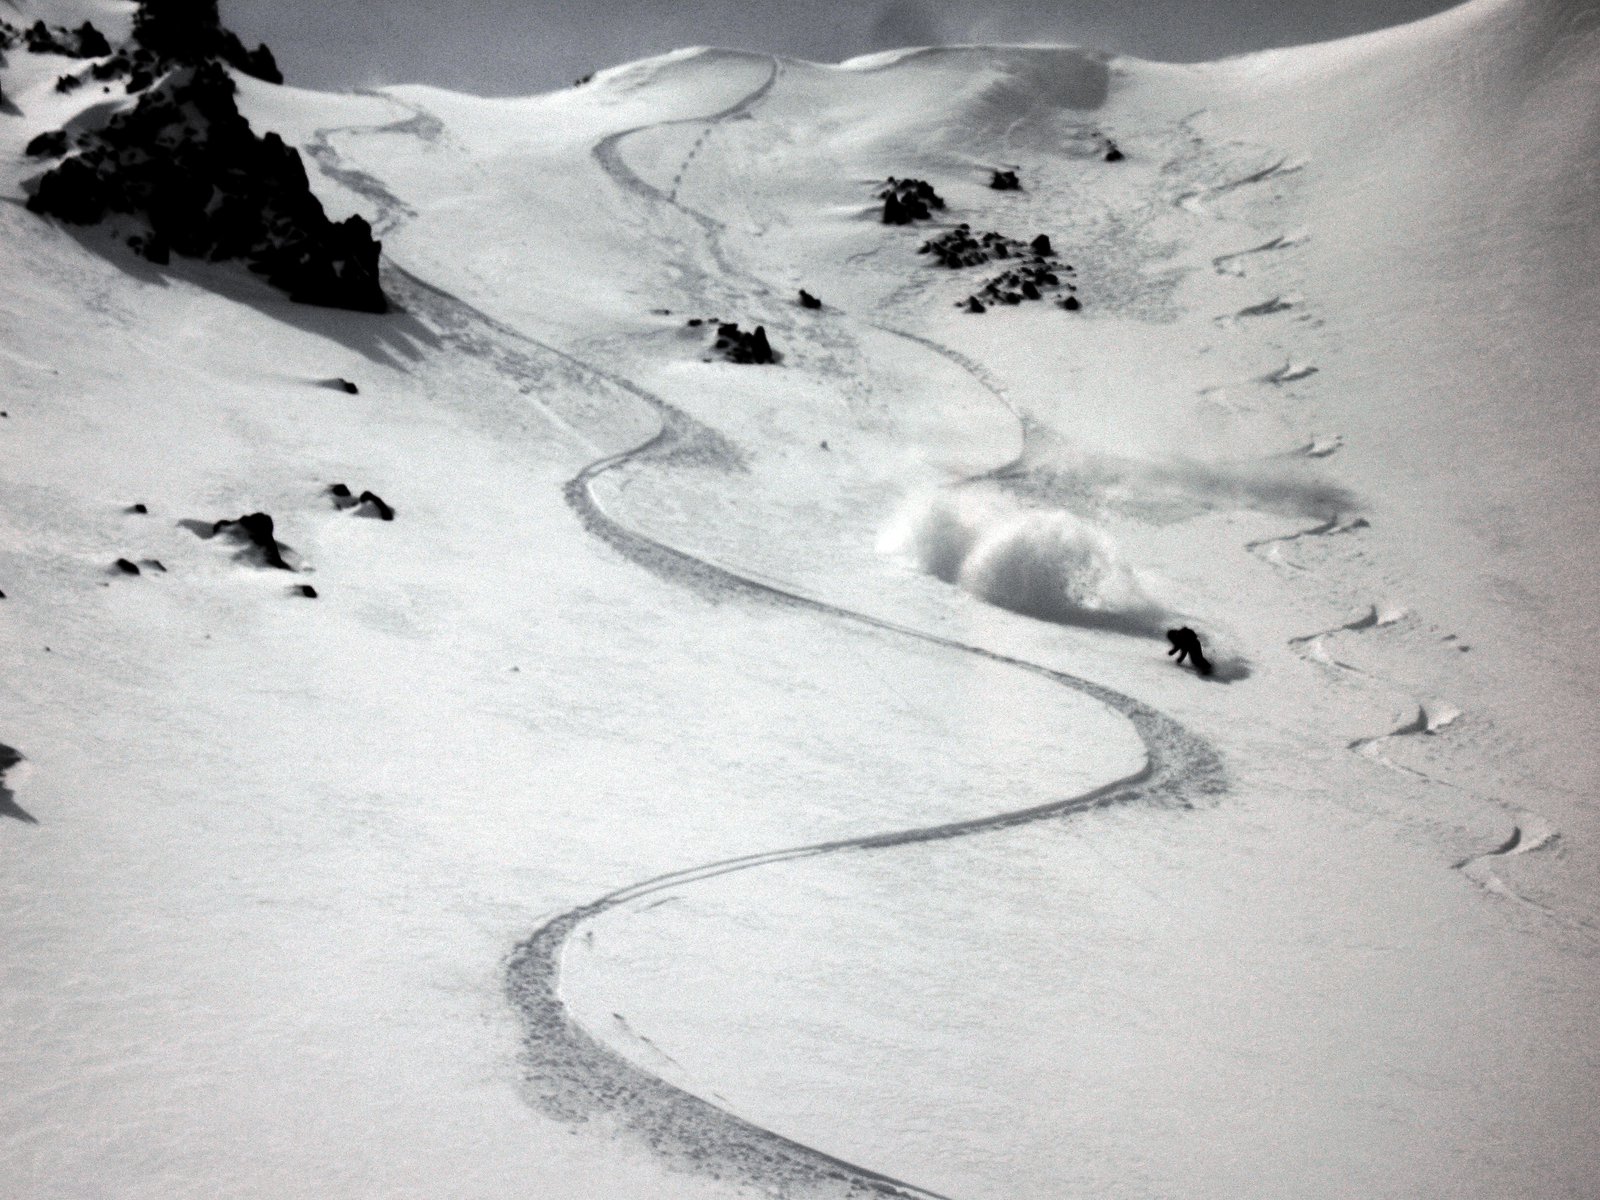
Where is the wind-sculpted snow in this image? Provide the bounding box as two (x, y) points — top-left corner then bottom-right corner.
(500, 64), (1226, 1199)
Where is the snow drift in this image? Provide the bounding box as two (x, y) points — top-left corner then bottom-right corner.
(883, 490), (1170, 635)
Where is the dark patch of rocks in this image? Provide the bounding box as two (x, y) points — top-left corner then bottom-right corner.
(711, 322), (775, 365)
(798, 289), (822, 309)
(355, 492), (393, 520)
(22, 7), (382, 313)
(920, 224), (1034, 270)
(934, 229), (1077, 314)
(4, 18), (114, 59)
(1103, 138), (1124, 162)
(212, 512), (291, 570)
(878, 177), (944, 225)
(988, 169), (1021, 191)
(25, 130), (69, 159)
(128, 503), (149, 514)
(330, 483), (396, 520)
(297, 584), (318, 598)
(336, 378), (359, 394)
(329, 483), (394, 520)
(114, 557), (141, 575)
(132, 0), (281, 83)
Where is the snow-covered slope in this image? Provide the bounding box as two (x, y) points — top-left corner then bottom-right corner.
(2, 1), (1596, 1197)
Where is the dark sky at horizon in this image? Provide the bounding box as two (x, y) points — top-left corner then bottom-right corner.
(219, 0), (1463, 96)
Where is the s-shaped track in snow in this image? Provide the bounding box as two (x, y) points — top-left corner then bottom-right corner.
(498, 60), (1227, 1200)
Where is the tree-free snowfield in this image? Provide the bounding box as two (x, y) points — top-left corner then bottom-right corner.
(2, 1), (1596, 1196)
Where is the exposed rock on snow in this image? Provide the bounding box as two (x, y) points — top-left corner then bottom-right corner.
(710, 322), (776, 364)
(22, 9), (383, 312)
(878, 176), (944, 224)
(330, 484), (395, 520)
(208, 512), (292, 570)
(0, 17), (111, 60)
(0, 743), (35, 825)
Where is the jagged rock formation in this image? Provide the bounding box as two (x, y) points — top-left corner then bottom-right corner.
(212, 512), (291, 570)
(988, 169), (1021, 191)
(916, 225), (1077, 312)
(21, 3), (384, 313)
(0, 17), (112, 59)
(878, 176), (944, 224)
(798, 289), (822, 309)
(132, 0), (280, 83)
(711, 322), (775, 365)
(329, 483), (394, 520)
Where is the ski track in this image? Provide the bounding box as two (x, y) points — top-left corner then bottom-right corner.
(315, 65), (1226, 1199)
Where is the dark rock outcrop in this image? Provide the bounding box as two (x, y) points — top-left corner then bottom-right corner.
(298, 584), (318, 598)
(711, 323), (776, 365)
(18, 19), (111, 58)
(0, 742), (37, 825)
(113, 557), (141, 575)
(23, 7), (383, 313)
(213, 512), (291, 570)
(798, 289), (822, 309)
(133, 0), (281, 83)
(878, 177), (944, 224)
(25, 130), (69, 159)
(354, 491), (394, 521)
(988, 169), (1020, 191)
(921, 225), (1076, 314)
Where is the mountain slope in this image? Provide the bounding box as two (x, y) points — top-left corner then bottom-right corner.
(2, 1), (1596, 1197)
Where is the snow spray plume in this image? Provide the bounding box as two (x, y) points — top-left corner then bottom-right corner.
(883, 491), (1170, 636)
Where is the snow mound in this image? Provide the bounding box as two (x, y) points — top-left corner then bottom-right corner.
(883, 491), (1169, 636)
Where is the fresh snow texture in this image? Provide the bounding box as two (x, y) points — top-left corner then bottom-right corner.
(3, 1), (1599, 1198)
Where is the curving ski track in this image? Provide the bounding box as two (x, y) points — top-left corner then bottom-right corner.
(306, 64), (1227, 1198)
(499, 62), (1226, 1199)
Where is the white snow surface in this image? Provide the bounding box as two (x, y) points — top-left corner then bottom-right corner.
(2, 0), (1598, 1196)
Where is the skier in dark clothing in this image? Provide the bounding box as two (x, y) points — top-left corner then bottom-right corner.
(1166, 626), (1212, 676)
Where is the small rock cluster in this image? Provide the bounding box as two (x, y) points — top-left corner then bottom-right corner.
(988, 169), (1021, 191)
(329, 483), (394, 521)
(919, 225), (1054, 270)
(212, 512), (291, 570)
(878, 177), (944, 224)
(0, 18), (112, 59)
(711, 322), (775, 364)
(686, 318), (777, 364)
(951, 234), (1082, 313)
